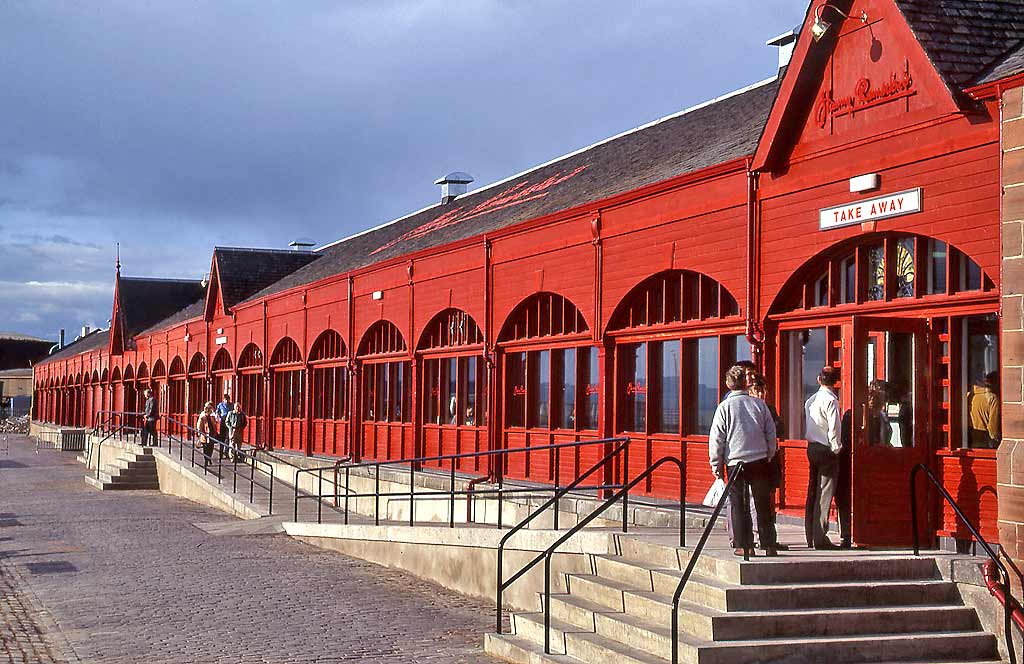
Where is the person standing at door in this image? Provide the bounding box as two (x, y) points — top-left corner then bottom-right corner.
(225, 402), (248, 462)
(141, 388), (158, 447)
(709, 365), (780, 557)
(804, 366), (843, 550)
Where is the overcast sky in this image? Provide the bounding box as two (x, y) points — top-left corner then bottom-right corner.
(0, 0), (807, 342)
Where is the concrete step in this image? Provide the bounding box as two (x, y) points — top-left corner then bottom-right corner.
(612, 537), (942, 583)
(513, 609), (997, 664)
(110, 457), (157, 470)
(84, 476), (160, 491)
(646, 569), (960, 612)
(548, 587), (979, 641)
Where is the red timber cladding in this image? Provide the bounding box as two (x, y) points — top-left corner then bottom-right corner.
(353, 263), (413, 343)
(759, 141), (1000, 313)
(414, 253), (488, 471)
(491, 218), (595, 327)
(491, 217), (596, 485)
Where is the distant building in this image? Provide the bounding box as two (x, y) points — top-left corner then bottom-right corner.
(0, 331), (53, 371)
(0, 367), (32, 417)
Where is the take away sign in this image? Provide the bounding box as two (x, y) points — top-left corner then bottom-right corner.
(819, 188), (921, 231)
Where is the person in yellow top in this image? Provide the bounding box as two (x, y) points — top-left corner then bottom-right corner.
(967, 371), (1001, 449)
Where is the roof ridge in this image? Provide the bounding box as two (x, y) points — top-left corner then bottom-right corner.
(315, 74), (779, 254)
(120, 276), (204, 285)
(215, 246), (321, 256)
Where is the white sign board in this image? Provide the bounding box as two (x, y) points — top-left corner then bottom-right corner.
(819, 188), (921, 231)
(215, 335), (228, 345)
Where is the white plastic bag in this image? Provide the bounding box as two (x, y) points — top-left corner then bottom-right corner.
(702, 478), (726, 507)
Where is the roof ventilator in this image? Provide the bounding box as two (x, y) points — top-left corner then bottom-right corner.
(435, 171), (474, 205)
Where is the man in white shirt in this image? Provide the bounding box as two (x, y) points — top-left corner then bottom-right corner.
(804, 366), (843, 549)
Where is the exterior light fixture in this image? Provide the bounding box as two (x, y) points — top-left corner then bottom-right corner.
(811, 2), (868, 42)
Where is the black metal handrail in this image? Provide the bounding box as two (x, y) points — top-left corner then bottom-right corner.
(669, 463), (745, 664)
(910, 462), (1016, 664)
(163, 415), (276, 514)
(293, 437), (629, 526)
(89, 422), (143, 480)
(497, 454), (687, 657)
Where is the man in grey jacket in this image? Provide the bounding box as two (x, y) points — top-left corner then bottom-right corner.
(709, 364), (780, 556)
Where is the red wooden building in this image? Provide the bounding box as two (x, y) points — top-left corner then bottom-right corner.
(33, 0), (1024, 550)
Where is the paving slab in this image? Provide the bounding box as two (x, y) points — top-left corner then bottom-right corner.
(1, 435), (497, 663)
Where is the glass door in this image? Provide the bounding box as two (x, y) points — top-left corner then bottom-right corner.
(848, 316), (930, 546)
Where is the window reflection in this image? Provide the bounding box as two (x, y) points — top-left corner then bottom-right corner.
(964, 314), (1000, 448)
(895, 237), (915, 298)
(580, 347), (599, 430)
(656, 340), (680, 433)
(867, 245), (885, 301)
(689, 337), (719, 434)
(928, 240), (947, 295)
(785, 328), (827, 439)
(505, 352), (526, 428)
(623, 343), (647, 432)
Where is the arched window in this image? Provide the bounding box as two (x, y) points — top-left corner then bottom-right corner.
(238, 344), (263, 369)
(773, 233), (994, 314)
(167, 357), (187, 435)
(168, 357), (185, 377)
(419, 309), (485, 429)
(152, 360), (166, 379)
(236, 343), (265, 448)
(608, 270), (746, 437)
(136, 363), (149, 389)
(212, 348), (233, 373)
(310, 330), (348, 456)
(357, 321), (410, 425)
(498, 293), (594, 432)
(187, 353), (207, 417)
(270, 337), (305, 452)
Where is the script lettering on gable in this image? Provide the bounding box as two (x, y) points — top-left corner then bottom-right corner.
(814, 66), (914, 130)
(371, 165), (588, 256)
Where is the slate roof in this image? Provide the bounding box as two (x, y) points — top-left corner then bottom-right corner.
(895, 0), (1024, 88)
(214, 247), (320, 309)
(243, 77), (782, 303)
(117, 277), (206, 339)
(979, 39), (1024, 84)
(38, 329), (109, 365)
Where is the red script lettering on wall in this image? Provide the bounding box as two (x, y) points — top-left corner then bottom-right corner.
(814, 68), (914, 129)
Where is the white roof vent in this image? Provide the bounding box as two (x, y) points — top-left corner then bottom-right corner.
(289, 238), (316, 252)
(435, 171), (474, 205)
(766, 29), (798, 69)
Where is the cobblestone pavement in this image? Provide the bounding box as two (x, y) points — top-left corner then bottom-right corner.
(0, 436), (498, 663)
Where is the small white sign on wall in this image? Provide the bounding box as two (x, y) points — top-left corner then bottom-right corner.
(819, 188), (922, 231)
(215, 336), (228, 345)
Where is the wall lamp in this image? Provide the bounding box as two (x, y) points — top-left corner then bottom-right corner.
(811, 2), (868, 42)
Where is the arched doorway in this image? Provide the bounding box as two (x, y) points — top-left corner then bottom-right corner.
(356, 320), (412, 462)
(270, 338), (305, 452)
(309, 331), (348, 457)
(167, 356), (187, 437)
(497, 292), (597, 484)
(186, 353), (208, 420)
(418, 309), (486, 472)
(766, 232), (998, 545)
(237, 344), (264, 448)
(211, 348), (234, 405)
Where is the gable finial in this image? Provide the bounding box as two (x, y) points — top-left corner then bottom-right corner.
(115, 243), (121, 277)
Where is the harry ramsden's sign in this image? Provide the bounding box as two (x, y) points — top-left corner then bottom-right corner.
(814, 69), (914, 129)
(819, 188), (922, 231)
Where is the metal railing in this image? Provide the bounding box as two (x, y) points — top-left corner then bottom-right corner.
(669, 463), (745, 664)
(293, 437), (630, 527)
(497, 454), (687, 656)
(34, 430), (61, 453)
(910, 462), (1016, 664)
(88, 422), (143, 480)
(163, 415), (276, 514)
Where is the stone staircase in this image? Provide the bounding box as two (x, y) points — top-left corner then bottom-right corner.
(486, 534), (1003, 664)
(84, 447), (160, 491)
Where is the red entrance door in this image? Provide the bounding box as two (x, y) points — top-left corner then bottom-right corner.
(848, 316), (931, 546)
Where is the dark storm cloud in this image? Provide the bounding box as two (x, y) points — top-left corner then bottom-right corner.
(0, 0), (806, 340)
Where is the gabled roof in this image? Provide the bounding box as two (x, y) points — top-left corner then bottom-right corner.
(117, 277), (205, 338)
(211, 247), (320, 312)
(0, 331), (51, 343)
(243, 76), (782, 304)
(37, 329), (109, 365)
(895, 0), (1024, 89)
